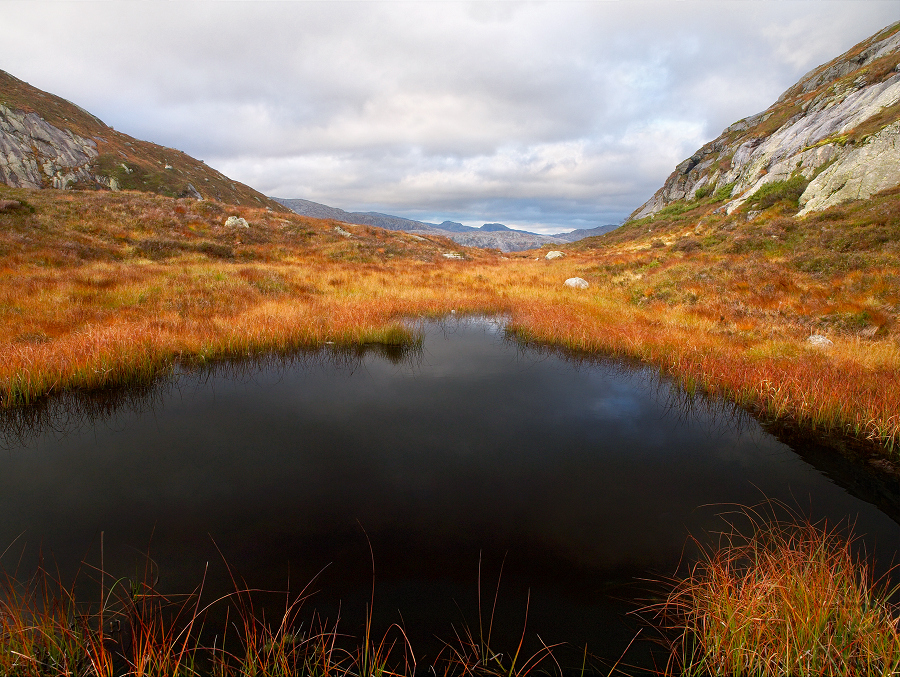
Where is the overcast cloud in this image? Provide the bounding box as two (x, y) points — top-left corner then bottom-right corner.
(2, 1), (898, 232)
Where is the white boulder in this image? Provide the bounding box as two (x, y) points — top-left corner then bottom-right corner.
(807, 334), (834, 348)
(564, 277), (589, 289)
(545, 250), (565, 260)
(224, 216), (249, 228)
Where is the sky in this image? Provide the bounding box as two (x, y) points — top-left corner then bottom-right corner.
(2, 2), (898, 233)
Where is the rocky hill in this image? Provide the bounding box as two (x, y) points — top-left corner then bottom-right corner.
(0, 69), (284, 210)
(632, 21), (900, 220)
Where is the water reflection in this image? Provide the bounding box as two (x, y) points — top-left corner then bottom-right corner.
(0, 317), (897, 672)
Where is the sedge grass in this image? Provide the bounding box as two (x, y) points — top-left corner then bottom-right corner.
(651, 509), (900, 677)
(0, 548), (564, 677)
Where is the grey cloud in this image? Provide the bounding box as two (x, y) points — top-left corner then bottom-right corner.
(2, 1), (898, 228)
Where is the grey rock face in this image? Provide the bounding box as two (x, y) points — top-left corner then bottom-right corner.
(631, 21), (900, 221)
(798, 120), (900, 214)
(445, 230), (566, 253)
(0, 104), (98, 189)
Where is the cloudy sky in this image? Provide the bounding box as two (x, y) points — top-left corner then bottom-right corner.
(2, 2), (898, 232)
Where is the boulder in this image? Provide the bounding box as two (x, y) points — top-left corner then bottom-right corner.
(224, 216), (249, 228)
(545, 250), (565, 260)
(807, 334), (834, 348)
(564, 277), (589, 289)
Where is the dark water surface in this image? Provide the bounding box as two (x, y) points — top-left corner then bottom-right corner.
(1, 318), (898, 672)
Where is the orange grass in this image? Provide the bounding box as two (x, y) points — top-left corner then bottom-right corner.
(0, 185), (898, 456)
(0, 546), (563, 677)
(649, 508), (900, 676)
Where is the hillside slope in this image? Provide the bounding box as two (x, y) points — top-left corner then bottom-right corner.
(0, 69), (285, 211)
(632, 21), (900, 220)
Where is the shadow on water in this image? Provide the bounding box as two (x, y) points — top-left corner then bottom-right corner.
(0, 341), (424, 452)
(0, 316), (897, 674)
(509, 332), (900, 525)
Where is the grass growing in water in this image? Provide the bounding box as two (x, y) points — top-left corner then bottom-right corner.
(0, 545), (570, 677)
(651, 511), (900, 676)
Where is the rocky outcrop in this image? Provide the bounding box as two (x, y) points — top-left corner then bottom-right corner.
(0, 104), (99, 190)
(797, 120), (900, 214)
(631, 21), (900, 220)
(441, 230), (565, 253)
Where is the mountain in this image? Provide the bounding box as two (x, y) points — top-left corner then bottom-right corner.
(272, 196), (608, 252)
(632, 21), (900, 220)
(550, 224), (620, 242)
(0, 69), (285, 210)
(271, 197), (443, 233)
(433, 220), (473, 233)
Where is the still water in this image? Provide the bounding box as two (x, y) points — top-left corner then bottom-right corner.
(1, 318), (898, 671)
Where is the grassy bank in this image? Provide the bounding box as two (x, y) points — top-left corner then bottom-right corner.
(0, 184), (898, 456)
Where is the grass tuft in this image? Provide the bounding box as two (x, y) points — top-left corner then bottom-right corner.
(650, 510), (900, 676)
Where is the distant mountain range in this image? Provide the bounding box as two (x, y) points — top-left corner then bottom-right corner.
(271, 197), (619, 252)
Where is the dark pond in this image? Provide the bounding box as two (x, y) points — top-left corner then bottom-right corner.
(1, 318), (898, 673)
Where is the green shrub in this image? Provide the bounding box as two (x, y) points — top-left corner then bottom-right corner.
(745, 175), (809, 211)
(714, 182), (736, 201)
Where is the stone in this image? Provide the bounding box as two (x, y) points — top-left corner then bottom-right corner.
(807, 334), (834, 348)
(224, 216), (249, 228)
(442, 252), (464, 259)
(545, 250), (565, 260)
(333, 226), (352, 237)
(564, 277), (589, 289)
